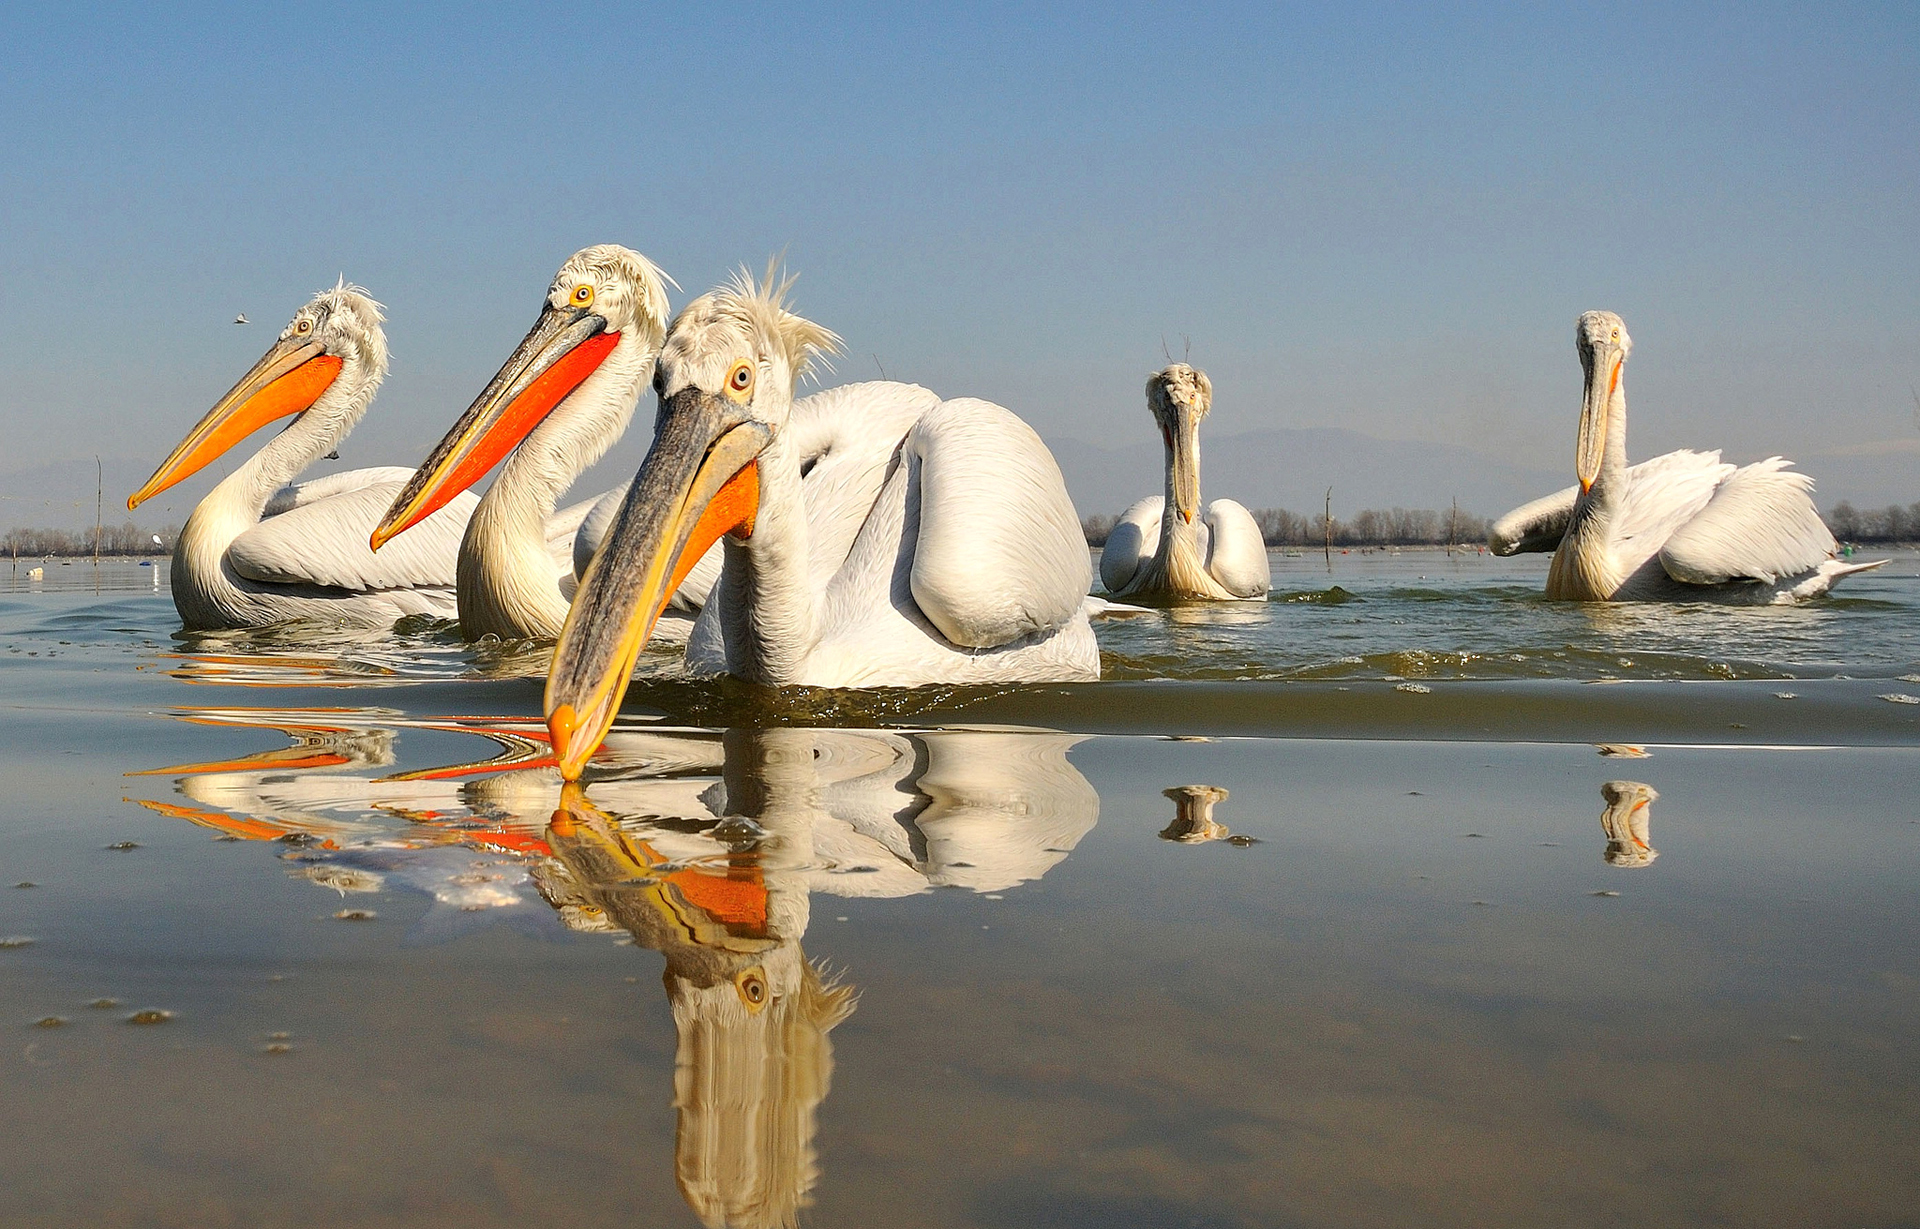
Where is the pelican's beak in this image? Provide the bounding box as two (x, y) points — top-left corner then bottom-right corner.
(1167, 400), (1203, 524)
(546, 388), (768, 779)
(371, 303), (618, 550)
(128, 335), (341, 509)
(1575, 344), (1623, 494)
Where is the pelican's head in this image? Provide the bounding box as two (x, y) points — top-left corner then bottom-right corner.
(1573, 310), (1631, 494)
(371, 244), (673, 550)
(1147, 363), (1213, 524)
(1599, 778), (1658, 867)
(130, 283), (387, 509)
(544, 266), (839, 779)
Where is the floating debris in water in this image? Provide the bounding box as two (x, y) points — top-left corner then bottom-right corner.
(0, 936), (35, 949)
(985, 894), (1004, 900)
(1165, 735), (1214, 742)
(33, 1016), (67, 1028)
(87, 998), (119, 1010)
(1878, 693), (1920, 705)
(1463, 832), (1485, 838)
(1394, 682), (1432, 694)
(263, 1041), (293, 1054)
(12, 881), (36, 889)
(276, 832), (320, 847)
(1161, 784), (1235, 843)
(1786, 1034), (1806, 1043)
(333, 908), (377, 921)
(297, 865), (384, 896)
(1596, 744), (1649, 758)
(126, 1009), (173, 1025)
(1774, 692), (1797, 699)
(104, 841), (140, 851)
(1539, 842), (1561, 847)
(1226, 834), (1261, 847)
(835, 917), (849, 923)
(1471, 900), (1496, 907)
(1591, 890), (1621, 897)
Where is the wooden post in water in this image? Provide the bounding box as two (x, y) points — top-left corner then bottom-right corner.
(1323, 487), (1333, 569)
(93, 456), (103, 567)
(1448, 496), (1458, 557)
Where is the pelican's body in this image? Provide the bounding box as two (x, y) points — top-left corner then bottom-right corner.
(130, 285), (474, 630)
(545, 269), (1099, 777)
(1490, 312), (1883, 603)
(1099, 364), (1270, 601)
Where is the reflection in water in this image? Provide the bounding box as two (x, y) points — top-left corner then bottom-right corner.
(1160, 784), (1233, 843)
(127, 711), (1098, 1227)
(1600, 780), (1660, 867)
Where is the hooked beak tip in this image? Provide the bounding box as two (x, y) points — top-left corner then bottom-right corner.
(1181, 509), (1193, 524)
(548, 704), (584, 781)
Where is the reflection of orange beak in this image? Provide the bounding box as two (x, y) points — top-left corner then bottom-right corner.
(130, 337), (342, 509)
(372, 302), (618, 550)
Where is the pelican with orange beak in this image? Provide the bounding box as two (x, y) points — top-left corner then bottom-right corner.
(1490, 311), (1883, 602)
(370, 246), (678, 641)
(129, 283), (475, 629)
(543, 267), (1098, 778)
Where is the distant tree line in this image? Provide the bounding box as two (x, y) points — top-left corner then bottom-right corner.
(1083, 505), (1492, 547)
(1085, 500), (1920, 548)
(1826, 502), (1920, 544)
(4, 523), (177, 558)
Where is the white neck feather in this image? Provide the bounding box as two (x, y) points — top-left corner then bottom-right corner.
(716, 430), (818, 682)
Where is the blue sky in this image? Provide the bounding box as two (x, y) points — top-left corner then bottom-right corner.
(2, 2), (1915, 525)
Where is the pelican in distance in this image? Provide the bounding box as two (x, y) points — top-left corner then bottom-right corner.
(1098, 364), (1269, 601)
(544, 267), (1098, 777)
(1490, 311), (1882, 602)
(130, 283), (474, 629)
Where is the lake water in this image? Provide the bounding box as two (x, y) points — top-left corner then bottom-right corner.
(3, 552), (1917, 1228)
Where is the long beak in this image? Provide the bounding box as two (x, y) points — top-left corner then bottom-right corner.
(128, 336), (340, 509)
(371, 304), (616, 550)
(1575, 345), (1622, 494)
(546, 389), (768, 779)
(1167, 401), (1202, 524)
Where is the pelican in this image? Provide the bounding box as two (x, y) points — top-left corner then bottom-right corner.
(1098, 364), (1270, 600)
(371, 246), (678, 641)
(544, 268), (1098, 777)
(129, 283), (476, 629)
(1489, 312), (1884, 602)
(1599, 780), (1659, 868)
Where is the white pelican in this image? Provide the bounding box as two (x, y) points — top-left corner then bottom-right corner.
(1490, 311), (1884, 602)
(129, 283), (476, 629)
(371, 246), (677, 641)
(544, 269), (1098, 777)
(1098, 364), (1270, 600)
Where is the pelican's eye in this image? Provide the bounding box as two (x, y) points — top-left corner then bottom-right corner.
(295, 318), (313, 335)
(1610, 328), (1620, 342)
(572, 284), (595, 308)
(726, 361), (755, 398)
(735, 967), (769, 1012)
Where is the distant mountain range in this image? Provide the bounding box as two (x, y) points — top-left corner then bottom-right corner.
(3, 428), (1913, 532)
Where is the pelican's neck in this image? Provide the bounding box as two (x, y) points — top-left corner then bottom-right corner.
(1152, 425), (1205, 568)
(716, 429), (818, 683)
(1548, 375), (1630, 600)
(458, 332), (653, 640)
(172, 364), (374, 628)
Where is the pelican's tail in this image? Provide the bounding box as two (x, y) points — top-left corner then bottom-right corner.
(1783, 557), (1890, 601)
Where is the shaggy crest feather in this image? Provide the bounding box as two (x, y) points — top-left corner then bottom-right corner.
(672, 261), (841, 386)
(557, 243), (675, 347)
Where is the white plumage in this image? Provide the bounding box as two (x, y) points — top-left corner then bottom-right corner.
(1490, 312), (1883, 603)
(546, 268), (1099, 777)
(130, 284), (474, 629)
(1098, 364), (1270, 601)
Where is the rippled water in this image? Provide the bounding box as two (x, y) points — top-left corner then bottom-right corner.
(2, 554), (1917, 1227)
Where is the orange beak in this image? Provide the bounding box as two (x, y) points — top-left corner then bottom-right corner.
(129, 335), (342, 509)
(372, 301), (618, 550)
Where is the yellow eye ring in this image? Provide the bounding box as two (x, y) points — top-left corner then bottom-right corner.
(572, 284), (594, 307)
(736, 969), (768, 1010)
(296, 318), (312, 334)
(727, 362), (755, 397)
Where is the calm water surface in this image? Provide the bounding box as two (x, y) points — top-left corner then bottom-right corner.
(2, 554), (1916, 1227)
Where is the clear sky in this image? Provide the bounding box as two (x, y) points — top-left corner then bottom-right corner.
(2, 2), (1915, 525)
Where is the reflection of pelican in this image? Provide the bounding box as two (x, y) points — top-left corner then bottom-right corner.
(1160, 784), (1233, 843)
(371, 247), (677, 641)
(545, 268), (1098, 777)
(129, 284), (475, 629)
(540, 724), (1096, 1227)
(1600, 780), (1659, 867)
(1490, 312), (1883, 603)
(1100, 365), (1269, 601)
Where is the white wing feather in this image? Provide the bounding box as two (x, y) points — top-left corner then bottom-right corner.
(1202, 498), (1271, 597)
(1098, 496), (1163, 594)
(1659, 457), (1835, 584)
(232, 478), (475, 592)
(904, 398), (1091, 648)
(1489, 485), (1577, 555)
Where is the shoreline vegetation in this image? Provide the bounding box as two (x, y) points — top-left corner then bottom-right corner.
(1081, 499), (1920, 549)
(3, 499), (1916, 557)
